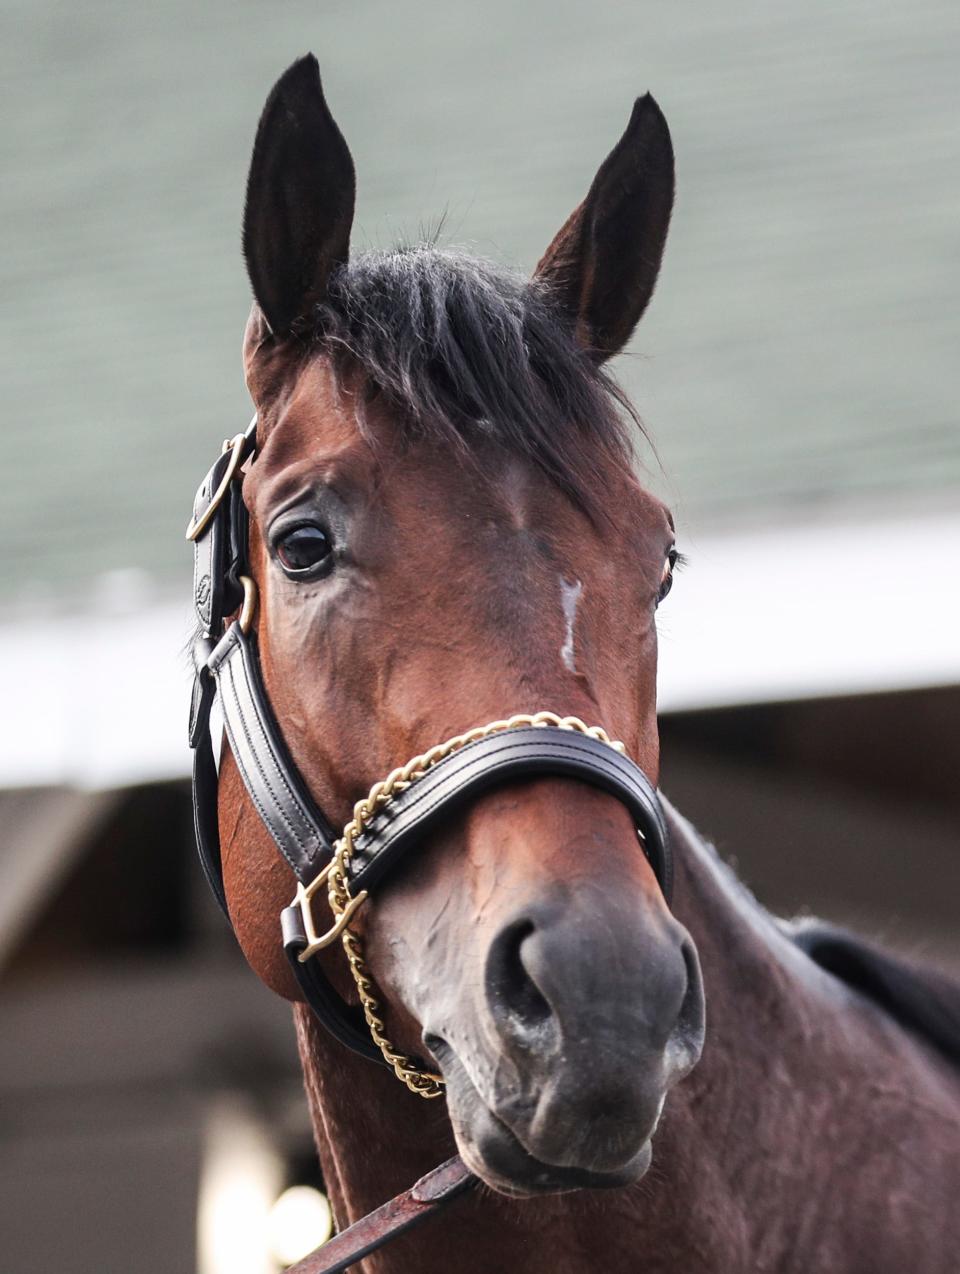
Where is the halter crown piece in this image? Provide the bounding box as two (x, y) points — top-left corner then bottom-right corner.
(187, 417), (674, 1095)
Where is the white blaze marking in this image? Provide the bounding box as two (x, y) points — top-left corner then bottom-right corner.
(560, 578), (583, 673)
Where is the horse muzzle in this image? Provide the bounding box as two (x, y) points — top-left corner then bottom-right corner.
(425, 880), (706, 1193)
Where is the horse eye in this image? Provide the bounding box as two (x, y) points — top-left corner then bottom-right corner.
(276, 524), (333, 574)
(657, 547), (679, 605)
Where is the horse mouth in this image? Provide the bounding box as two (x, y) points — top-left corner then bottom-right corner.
(429, 1038), (658, 1197)
(457, 1099), (654, 1197)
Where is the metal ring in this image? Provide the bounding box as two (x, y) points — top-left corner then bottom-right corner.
(185, 432), (248, 541)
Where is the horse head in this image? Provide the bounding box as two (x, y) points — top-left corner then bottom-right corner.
(218, 55), (705, 1197)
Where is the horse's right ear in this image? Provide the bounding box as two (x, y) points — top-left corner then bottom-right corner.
(243, 55), (355, 336)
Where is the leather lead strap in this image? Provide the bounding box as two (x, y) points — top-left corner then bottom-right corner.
(284, 1156), (477, 1274)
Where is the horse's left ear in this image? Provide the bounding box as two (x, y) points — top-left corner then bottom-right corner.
(243, 54), (355, 336)
(533, 94), (674, 362)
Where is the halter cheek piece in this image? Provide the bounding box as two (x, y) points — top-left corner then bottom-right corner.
(187, 419), (674, 1096)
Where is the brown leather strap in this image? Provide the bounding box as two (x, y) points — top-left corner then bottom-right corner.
(286, 1156), (477, 1274)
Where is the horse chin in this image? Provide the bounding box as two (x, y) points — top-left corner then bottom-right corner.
(460, 1104), (654, 1198)
(434, 1044), (657, 1197)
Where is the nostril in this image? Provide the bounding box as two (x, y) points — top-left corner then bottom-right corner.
(670, 934), (706, 1070)
(486, 919), (552, 1037)
(422, 1032), (450, 1070)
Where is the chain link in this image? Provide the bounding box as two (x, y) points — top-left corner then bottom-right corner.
(324, 712), (626, 1097)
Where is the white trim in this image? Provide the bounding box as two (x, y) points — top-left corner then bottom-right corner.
(1, 598), (196, 790)
(2, 510), (957, 789)
(656, 509), (960, 711)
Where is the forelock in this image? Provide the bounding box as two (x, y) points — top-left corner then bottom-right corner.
(307, 246), (643, 513)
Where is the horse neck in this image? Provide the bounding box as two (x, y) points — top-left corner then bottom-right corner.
(292, 797), (955, 1273)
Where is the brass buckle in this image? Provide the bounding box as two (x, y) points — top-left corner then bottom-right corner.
(295, 862), (369, 962)
(185, 431), (249, 541)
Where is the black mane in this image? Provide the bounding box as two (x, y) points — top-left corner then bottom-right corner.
(790, 919), (960, 1068)
(310, 246), (642, 512)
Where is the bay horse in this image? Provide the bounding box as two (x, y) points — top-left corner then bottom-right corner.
(193, 55), (960, 1272)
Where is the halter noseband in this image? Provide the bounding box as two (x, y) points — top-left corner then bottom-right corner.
(187, 419), (674, 1096)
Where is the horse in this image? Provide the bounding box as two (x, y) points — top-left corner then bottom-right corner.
(191, 55), (960, 1272)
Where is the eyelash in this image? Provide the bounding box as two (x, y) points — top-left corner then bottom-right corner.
(657, 547), (685, 605)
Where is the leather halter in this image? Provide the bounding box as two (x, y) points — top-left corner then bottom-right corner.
(186, 417), (675, 1266)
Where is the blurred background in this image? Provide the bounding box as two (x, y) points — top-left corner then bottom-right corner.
(1, 1), (958, 1270)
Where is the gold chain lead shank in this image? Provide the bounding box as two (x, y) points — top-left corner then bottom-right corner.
(310, 712), (627, 1098)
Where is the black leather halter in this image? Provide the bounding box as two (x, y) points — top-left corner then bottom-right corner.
(187, 419), (674, 1069)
